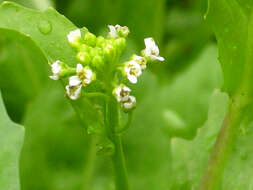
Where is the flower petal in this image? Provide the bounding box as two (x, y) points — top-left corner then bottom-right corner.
(69, 76), (82, 86)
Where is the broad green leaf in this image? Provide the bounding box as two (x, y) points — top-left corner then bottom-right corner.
(0, 1), (77, 66)
(222, 119), (253, 189)
(0, 29), (48, 122)
(160, 45), (222, 139)
(170, 90), (229, 189)
(0, 0), (54, 10)
(20, 82), (90, 190)
(0, 91), (24, 190)
(206, 0), (253, 98)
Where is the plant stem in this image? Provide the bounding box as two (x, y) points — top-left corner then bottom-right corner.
(115, 111), (133, 134)
(82, 135), (97, 190)
(106, 97), (129, 190)
(111, 134), (129, 190)
(199, 98), (245, 190)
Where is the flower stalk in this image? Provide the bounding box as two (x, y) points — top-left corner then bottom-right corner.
(48, 23), (165, 189)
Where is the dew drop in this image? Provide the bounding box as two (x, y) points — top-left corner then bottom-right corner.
(38, 19), (52, 35)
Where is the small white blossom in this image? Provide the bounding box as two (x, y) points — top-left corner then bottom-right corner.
(67, 29), (81, 45)
(113, 84), (131, 102)
(122, 95), (136, 110)
(143, 37), (164, 61)
(76, 64), (93, 86)
(133, 55), (147, 70)
(65, 64), (94, 100)
(49, 60), (62, 80)
(124, 60), (142, 84)
(108, 24), (129, 38)
(108, 25), (119, 38)
(66, 85), (82, 100)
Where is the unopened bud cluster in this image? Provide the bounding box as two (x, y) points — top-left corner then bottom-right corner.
(49, 24), (164, 111)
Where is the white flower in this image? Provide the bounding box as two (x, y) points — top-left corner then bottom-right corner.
(65, 64), (94, 100)
(122, 95), (136, 110)
(108, 25), (119, 38)
(143, 37), (164, 61)
(108, 24), (129, 38)
(49, 60), (62, 80)
(133, 55), (147, 70)
(67, 29), (81, 45)
(76, 64), (93, 86)
(113, 84), (131, 102)
(66, 85), (82, 100)
(124, 60), (142, 84)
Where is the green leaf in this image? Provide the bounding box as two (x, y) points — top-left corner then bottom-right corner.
(20, 82), (91, 190)
(206, 0), (253, 98)
(0, 91), (24, 190)
(0, 29), (48, 122)
(170, 89), (229, 189)
(0, 1), (77, 66)
(0, 0), (54, 10)
(221, 119), (253, 189)
(161, 45), (222, 139)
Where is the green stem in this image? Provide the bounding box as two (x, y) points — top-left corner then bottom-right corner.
(85, 92), (108, 99)
(199, 98), (246, 190)
(111, 134), (129, 190)
(106, 97), (129, 190)
(82, 135), (97, 190)
(115, 111), (133, 134)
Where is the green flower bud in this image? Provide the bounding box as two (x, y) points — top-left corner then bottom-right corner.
(103, 44), (115, 62)
(77, 51), (91, 64)
(92, 55), (104, 68)
(96, 36), (105, 47)
(113, 38), (126, 53)
(84, 32), (97, 47)
(117, 26), (130, 38)
(78, 44), (91, 53)
(90, 48), (99, 58)
(81, 26), (89, 33)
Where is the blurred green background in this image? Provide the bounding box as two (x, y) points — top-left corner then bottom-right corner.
(0, 0), (223, 189)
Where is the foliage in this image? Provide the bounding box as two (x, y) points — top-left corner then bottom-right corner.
(0, 92), (24, 190)
(1, 0), (253, 190)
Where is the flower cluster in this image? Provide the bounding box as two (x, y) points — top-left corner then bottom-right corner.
(113, 84), (136, 110)
(49, 24), (164, 110)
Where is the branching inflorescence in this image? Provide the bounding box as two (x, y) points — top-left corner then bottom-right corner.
(49, 24), (164, 111)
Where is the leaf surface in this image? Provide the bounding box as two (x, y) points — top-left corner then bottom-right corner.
(0, 92), (24, 190)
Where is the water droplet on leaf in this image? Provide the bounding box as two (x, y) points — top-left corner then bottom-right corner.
(38, 19), (52, 35)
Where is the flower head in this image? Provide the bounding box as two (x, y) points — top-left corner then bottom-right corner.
(133, 55), (147, 70)
(76, 64), (94, 86)
(108, 25), (130, 38)
(124, 60), (142, 84)
(66, 84), (82, 100)
(65, 64), (94, 100)
(143, 37), (164, 61)
(67, 29), (81, 46)
(49, 60), (62, 80)
(113, 84), (131, 102)
(122, 95), (136, 110)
